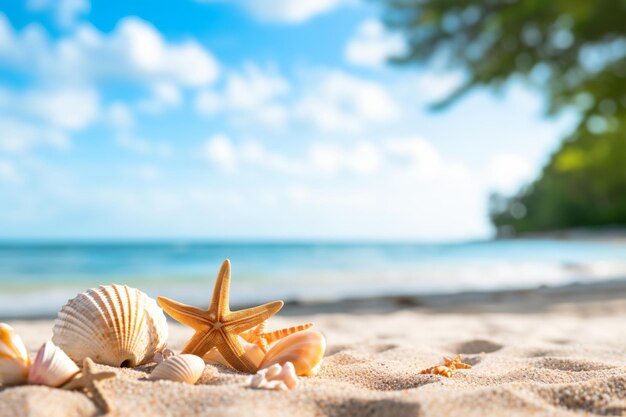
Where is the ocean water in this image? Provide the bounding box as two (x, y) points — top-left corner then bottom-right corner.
(1, 239), (625, 317)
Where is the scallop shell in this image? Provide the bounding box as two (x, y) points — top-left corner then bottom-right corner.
(52, 284), (168, 367)
(28, 341), (80, 387)
(259, 330), (326, 376)
(249, 362), (299, 390)
(0, 323), (31, 386)
(149, 354), (205, 384)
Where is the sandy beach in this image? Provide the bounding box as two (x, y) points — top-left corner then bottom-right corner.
(1, 281), (626, 417)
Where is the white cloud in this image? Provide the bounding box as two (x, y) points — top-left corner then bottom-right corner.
(413, 72), (465, 102)
(195, 64), (289, 128)
(0, 15), (219, 88)
(0, 86), (100, 131)
(295, 71), (400, 132)
(0, 117), (70, 153)
(201, 134), (237, 171)
(487, 153), (533, 193)
(345, 19), (406, 69)
(137, 82), (182, 114)
(27, 0), (90, 29)
(106, 102), (134, 129)
(116, 134), (172, 157)
(309, 142), (381, 175)
(386, 137), (472, 183)
(197, 0), (346, 24)
(240, 141), (303, 174)
(22, 87), (100, 130)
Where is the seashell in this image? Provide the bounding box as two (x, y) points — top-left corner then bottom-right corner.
(261, 323), (313, 345)
(52, 284), (168, 367)
(28, 341), (80, 387)
(149, 354), (205, 384)
(259, 330), (326, 376)
(153, 348), (175, 364)
(0, 323), (31, 386)
(249, 362), (299, 390)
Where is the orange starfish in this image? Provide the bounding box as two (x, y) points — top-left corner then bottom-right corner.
(157, 259), (284, 373)
(419, 355), (471, 378)
(444, 355), (472, 370)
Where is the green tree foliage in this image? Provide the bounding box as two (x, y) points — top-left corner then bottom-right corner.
(383, 0), (626, 235)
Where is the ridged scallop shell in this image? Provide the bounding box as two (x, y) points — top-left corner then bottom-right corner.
(52, 284), (168, 367)
(28, 341), (80, 387)
(249, 362), (299, 390)
(0, 323), (31, 386)
(149, 354), (205, 384)
(259, 330), (326, 376)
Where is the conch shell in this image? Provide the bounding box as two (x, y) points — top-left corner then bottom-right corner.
(149, 354), (205, 384)
(249, 362), (299, 390)
(52, 284), (168, 367)
(28, 341), (80, 387)
(0, 323), (31, 386)
(259, 330), (325, 376)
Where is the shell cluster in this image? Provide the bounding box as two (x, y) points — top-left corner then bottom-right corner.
(249, 362), (299, 390)
(52, 284), (168, 367)
(149, 354), (205, 385)
(1, 265), (328, 392)
(0, 327), (80, 388)
(205, 325), (326, 376)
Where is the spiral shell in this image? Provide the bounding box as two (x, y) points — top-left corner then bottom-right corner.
(28, 341), (80, 387)
(52, 284), (168, 367)
(0, 323), (31, 386)
(259, 330), (326, 376)
(149, 354), (205, 384)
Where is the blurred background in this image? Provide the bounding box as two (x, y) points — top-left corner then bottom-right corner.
(0, 0), (625, 317)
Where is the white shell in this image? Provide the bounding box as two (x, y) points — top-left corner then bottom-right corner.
(149, 354), (205, 384)
(52, 284), (168, 367)
(28, 341), (80, 387)
(249, 362), (299, 390)
(153, 348), (175, 364)
(0, 323), (31, 386)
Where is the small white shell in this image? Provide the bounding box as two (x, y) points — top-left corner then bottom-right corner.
(0, 323), (31, 386)
(260, 330), (326, 376)
(52, 284), (168, 367)
(249, 362), (299, 390)
(28, 341), (80, 387)
(153, 348), (175, 364)
(149, 354), (205, 384)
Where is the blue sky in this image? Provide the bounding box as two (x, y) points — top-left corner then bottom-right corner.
(0, 0), (576, 241)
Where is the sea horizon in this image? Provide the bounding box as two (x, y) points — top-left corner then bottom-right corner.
(1, 238), (626, 318)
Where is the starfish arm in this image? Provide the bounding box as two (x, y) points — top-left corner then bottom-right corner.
(209, 259), (232, 319)
(157, 297), (210, 330)
(61, 376), (85, 390)
(92, 372), (116, 382)
(181, 329), (219, 357)
(226, 300), (284, 335)
(89, 381), (112, 412)
(216, 331), (259, 373)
